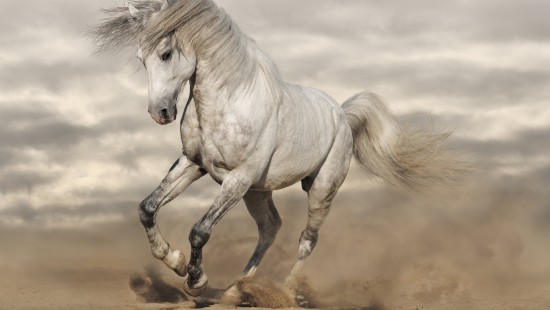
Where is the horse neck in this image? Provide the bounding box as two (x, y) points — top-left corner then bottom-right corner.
(190, 23), (285, 114)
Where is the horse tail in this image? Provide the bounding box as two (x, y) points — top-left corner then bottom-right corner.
(342, 91), (468, 190)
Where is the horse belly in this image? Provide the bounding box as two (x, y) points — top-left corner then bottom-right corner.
(254, 127), (335, 191)
(254, 160), (318, 190)
(253, 85), (344, 190)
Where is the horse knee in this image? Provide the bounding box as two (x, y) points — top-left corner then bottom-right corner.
(189, 223), (211, 249)
(139, 196), (158, 228)
(298, 229), (318, 259)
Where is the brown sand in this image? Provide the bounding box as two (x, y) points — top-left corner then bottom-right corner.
(1, 170), (550, 309)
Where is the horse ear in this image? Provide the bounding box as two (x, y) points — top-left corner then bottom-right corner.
(128, 2), (139, 17)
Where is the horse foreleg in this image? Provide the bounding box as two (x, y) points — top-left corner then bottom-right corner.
(241, 190), (282, 277)
(220, 190), (282, 305)
(184, 172), (252, 296)
(139, 156), (205, 276)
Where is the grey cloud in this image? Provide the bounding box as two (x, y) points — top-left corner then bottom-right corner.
(107, 141), (181, 171)
(0, 59), (134, 93)
(0, 0), (117, 38)
(397, 111), (474, 133)
(221, 0), (550, 43)
(307, 59), (550, 107)
(0, 149), (18, 166)
(221, 1), (417, 40)
(220, 0), (550, 112)
(0, 103), (96, 149)
(0, 176), (152, 223)
(398, 111), (550, 174)
(0, 169), (60, 194)
(0, 0), (142, 95)
(0, 99), (179, 201)
(278, 55), (549, 108)
(462, 0), (550, 42)
(0, 101), (150, 154)
(0, 200), (135, 225)
(372, 0), (550, 42)
(454, 126), (550, 160)
(532, 166), (550, 185)
(389, 110), (550, 183)
(219, 2), (550, 107)
(0, 176), (219, 225)
(0, 117), (95, 149)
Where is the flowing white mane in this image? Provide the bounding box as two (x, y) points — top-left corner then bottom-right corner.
(93, 0), (283, 94)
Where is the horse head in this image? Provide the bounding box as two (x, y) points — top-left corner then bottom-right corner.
(130, 0), (197, 125)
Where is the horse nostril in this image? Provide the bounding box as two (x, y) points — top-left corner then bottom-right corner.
(160, 108), (169, 119)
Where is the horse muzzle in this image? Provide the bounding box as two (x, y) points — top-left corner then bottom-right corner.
(149, 104), (177, 125)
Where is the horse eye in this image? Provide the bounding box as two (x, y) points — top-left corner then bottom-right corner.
(161, 50), (172, 61)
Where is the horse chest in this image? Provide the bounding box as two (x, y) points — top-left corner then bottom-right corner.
(202, 121), (254, 167)
(181, 108), (255, 178)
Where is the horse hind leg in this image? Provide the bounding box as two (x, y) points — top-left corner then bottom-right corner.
(286, 178), (340, 289)
(286, 139), (352, 303)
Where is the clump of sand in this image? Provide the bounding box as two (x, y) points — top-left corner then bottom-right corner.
(220, 277), (295, 308)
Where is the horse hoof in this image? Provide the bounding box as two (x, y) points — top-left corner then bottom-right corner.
(174, 252), (187, 277)
(183, 275), (208, 297)
(220, 284), (241, 306)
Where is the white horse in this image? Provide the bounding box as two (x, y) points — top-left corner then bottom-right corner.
(94, 0), (465, 301)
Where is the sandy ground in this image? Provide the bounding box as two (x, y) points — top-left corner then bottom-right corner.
(1, 267), (549, 310)
(2, 177), (550, 309)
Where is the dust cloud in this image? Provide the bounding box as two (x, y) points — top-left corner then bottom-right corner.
(283, 171), (550, 309)
(1, 168), (550, 309)
(129, 266), (187, 303)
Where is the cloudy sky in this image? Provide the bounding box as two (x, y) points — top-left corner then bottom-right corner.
(2, 0), (549, 227)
